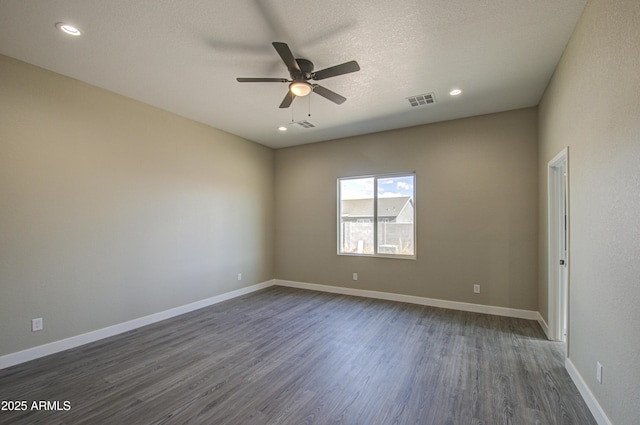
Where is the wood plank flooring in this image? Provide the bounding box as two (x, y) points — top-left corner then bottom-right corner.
(0, 286), (596, 424)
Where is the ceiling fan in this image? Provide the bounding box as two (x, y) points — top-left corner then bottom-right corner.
(236, 42), (360, 108)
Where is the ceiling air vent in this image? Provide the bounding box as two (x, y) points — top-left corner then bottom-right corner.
(295, 120), (316, 129)
(407, 93), (436, 107)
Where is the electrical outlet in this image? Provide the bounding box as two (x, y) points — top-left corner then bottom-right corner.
(596, 361), (603, 384)
(31, 317), (43, 332)
(353, 273), (358, 281)
(473, 284), (481, 294)
(237, 273), (242, 281)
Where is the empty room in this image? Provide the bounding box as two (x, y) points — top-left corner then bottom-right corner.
(0, 0), (638, 424)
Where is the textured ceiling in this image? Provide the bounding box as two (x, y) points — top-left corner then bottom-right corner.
(0, 0), (587, 148)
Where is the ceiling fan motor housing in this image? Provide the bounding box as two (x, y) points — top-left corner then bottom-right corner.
(294, 59), (314, 80)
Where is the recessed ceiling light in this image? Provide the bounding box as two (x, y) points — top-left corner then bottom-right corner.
(449, 89), (463, 96)
(278, 126), (288, 131)
(55, 22), (82, 36)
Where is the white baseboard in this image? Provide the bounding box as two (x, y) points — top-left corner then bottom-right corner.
(565, 358), (612, 425)
(537, 312), (551, 339)
(0, 280), (274, 370)
(275, 279), (539, 320)
(1, 279), (542, 370)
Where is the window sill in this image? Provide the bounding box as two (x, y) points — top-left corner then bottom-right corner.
(338, 252), (416, 260)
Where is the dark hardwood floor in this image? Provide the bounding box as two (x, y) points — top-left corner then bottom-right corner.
(0, 286), (596, 424)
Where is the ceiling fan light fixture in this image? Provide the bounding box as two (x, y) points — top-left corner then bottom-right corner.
(290, 81), (312, 97)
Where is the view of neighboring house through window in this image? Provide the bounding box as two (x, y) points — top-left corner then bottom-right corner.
(338, 174), (415, 257)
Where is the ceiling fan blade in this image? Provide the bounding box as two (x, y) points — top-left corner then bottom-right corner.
(312, 60), (360, 81)
(272, 42), (301, 74)
(312, 85), (347, 105)
(236, 77), (288, 82)
(279, 91), (296, 108)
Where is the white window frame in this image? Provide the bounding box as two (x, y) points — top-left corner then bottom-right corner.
(337, 173), (416, 259)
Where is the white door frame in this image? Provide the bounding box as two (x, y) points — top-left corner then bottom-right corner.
(547, 148), (569, 343)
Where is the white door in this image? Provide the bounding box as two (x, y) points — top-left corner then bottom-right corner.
(548, 148), (569, 344)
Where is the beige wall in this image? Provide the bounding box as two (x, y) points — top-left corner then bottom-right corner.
(0, 55), (275, 356)
(275, 108), (538, 311)
(538, 0), (640, 423)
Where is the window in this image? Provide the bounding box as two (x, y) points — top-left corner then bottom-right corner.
(338, 173), (415, 258)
